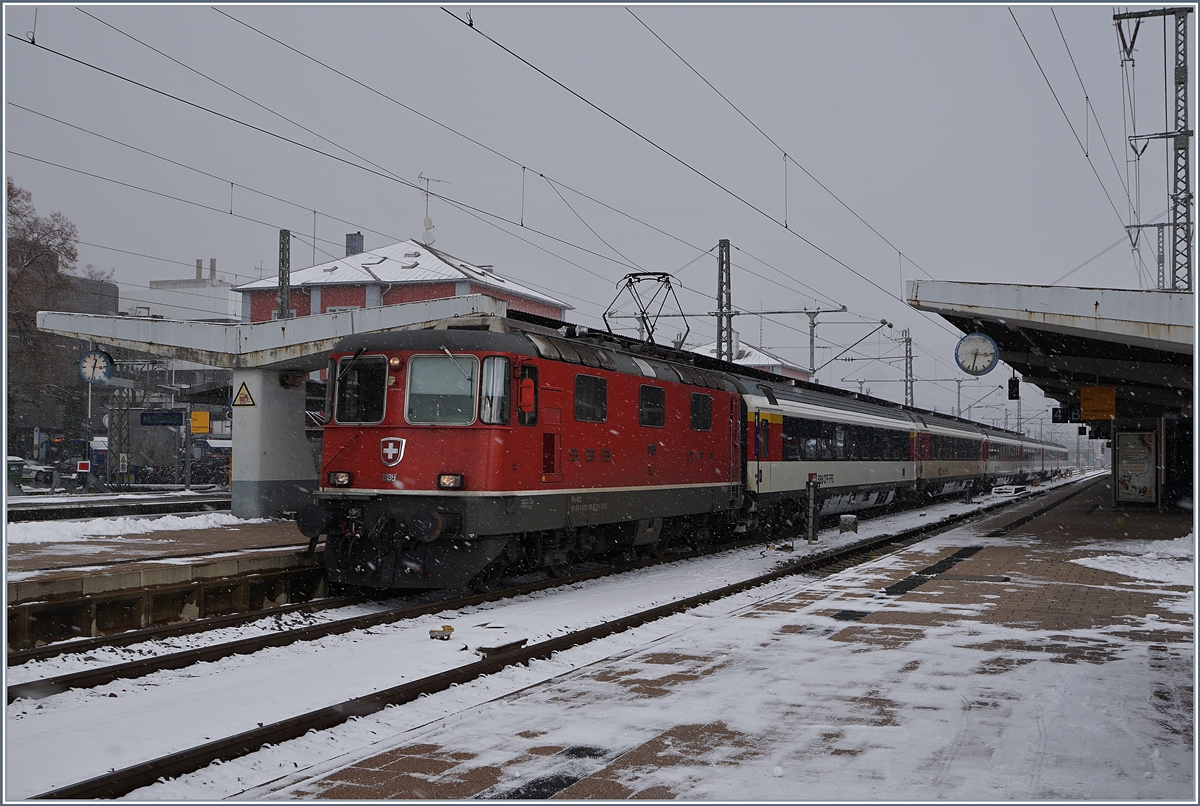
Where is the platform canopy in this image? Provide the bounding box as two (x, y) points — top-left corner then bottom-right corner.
(906, 280), (1193, 419)
(36, 294), (507, 371)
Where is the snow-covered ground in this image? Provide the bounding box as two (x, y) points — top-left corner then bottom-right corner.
(6, 473), (1099, 683)
(10, 470), (1185, 801)
(5, 512), (267, 545)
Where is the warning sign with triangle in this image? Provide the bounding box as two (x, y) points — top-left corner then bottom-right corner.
(232, 381), (256, 407)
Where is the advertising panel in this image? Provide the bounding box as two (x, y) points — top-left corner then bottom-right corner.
(1115, 432), (1156, 503)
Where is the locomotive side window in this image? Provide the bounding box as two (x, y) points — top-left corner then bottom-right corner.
(480, 356), (511, 425)
(334, 355), (387, 423)
(574, 374), (607, 423)
(690, 393), (712, 431)
(517, 364), (538, 426)
(639, 385), (665, 427)
(406, 354), (479, 425)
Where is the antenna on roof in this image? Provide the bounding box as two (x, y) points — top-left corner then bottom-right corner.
(417, 172), (451, 246)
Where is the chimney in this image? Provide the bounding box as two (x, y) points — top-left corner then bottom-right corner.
(209, 258), (216, 282)
(346, 232), (364, 257)
(196, 259), (203, 281)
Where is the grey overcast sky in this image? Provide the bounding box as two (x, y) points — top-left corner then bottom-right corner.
(4, 3), (1191, 432)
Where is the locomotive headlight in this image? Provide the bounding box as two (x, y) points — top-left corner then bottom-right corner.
(329, 471), (352, 487)
(388, 356), (402, 368)
(437, 473), (465, 490)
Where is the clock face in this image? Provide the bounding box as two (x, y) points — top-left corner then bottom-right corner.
(955, 333), (999, 376)
(79, 350), (114, 383)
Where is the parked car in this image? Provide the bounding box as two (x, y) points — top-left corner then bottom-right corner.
(20, 461), (56, 485)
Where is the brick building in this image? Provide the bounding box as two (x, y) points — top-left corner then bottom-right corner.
(235, 236), (570, 322)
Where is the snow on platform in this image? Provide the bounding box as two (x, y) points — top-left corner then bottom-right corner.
(52, 472), (1186, 802)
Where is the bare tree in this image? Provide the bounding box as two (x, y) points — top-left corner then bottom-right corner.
(6, 178), (84, 454)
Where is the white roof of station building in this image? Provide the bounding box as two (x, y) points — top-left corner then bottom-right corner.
(234, 239), (570, 312)
(691, 341), (808, 376)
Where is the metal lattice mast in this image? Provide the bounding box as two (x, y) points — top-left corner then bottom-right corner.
(108, 386), (131, 489)
(277, 229), (291, 320)
(903, 328), (914, 407)
(1170, 8), (1192, 291)
(716, 239), (732, 361)
(1115, 7), (1194, 291)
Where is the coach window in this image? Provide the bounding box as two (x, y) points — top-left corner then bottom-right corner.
(334, 354), (387, 423)
(575, 374), (607, 423)
(517, 365), (538, 426)
(406, 353), (478, 425)
(480, 356), (511, 425)
(691, 393), (712, 431)
(639, 385), (665, 427)
(782, 417), (802, 460)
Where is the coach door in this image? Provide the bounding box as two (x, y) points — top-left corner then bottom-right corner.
(729, 397), (743, 507)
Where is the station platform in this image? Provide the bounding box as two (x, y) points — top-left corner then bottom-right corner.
(6, 520), (314, 607)
(280, 477), (1194, 800)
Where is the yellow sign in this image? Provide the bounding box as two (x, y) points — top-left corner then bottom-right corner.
(1080, 386), (1116, 420)
(191, 411), (211, 434)
(232, 382), (256, 407)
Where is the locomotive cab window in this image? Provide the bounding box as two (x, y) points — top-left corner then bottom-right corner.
(480, 356), (511, 425)
(639, 385), (665, 427)
(690, 393), (712, 431)
(574, 374), (607, 423)
(334, 354), (387, 423)
(405, 353), (479, 425)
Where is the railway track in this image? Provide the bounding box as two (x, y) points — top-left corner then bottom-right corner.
(7, 484), (1021, 688)
(27, 478), (1097, 799)
(6, 492), (231, 522)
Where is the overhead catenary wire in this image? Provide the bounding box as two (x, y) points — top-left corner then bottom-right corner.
(14, 21), (860, 334)
(1008, 9), (1133, 244)
(82, 12), (898, 326)
(440, 7), (956, 337)
(11, 16), (984, 410)
(626, 7), (938, 283)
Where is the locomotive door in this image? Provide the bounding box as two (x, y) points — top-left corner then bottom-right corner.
(539, 383), (564, 484)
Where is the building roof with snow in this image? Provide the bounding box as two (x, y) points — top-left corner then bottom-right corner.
(691, 340), (810, 382)
(234, 239), (570, 313)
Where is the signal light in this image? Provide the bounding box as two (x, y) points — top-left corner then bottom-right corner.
(437, 473), (464, 490)
(329, 471), (352, 487)
(1008, 378), (1020, 400)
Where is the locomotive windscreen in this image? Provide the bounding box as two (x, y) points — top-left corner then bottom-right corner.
(406, 354), (479, 424)
(334, 355), (387, 423)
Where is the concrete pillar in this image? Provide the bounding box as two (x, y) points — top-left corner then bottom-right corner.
(231, 368), (317, 518)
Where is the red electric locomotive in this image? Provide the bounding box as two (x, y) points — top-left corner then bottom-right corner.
(300, 312), (1065, 591)
(299, 315), (744, 591)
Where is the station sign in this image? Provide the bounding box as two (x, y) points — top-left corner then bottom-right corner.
(140, 411), (184, 427)
(1053, 408), (1082, 424)
(191, 411), (211, 434)
(1080, 386), (1116, 420)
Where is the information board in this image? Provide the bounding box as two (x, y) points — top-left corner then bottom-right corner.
(1080, 386), (1116, 420)
(140, 411), (184, 427)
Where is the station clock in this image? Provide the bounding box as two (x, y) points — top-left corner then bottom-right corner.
(953, 332), (999, 376)
(79, 349), (115, 383)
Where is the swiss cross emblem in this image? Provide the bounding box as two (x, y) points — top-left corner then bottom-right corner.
(381, 437), (406, 467)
